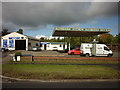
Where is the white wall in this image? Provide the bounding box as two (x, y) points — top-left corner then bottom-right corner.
(1, 32), (39, 51)
(40, 42), (67, 51)
(1, 32), (27, 50)
(40, 44), (44, 50)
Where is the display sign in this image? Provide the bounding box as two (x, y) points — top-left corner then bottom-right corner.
(55, 27), (71, 30)
(3, 40), (7, 47)
(54, 27), (111, 32)
(9, 40), (14, 47)
(9, 37), (20, 39)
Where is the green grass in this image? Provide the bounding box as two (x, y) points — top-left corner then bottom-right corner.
(2, 64), (119, 80)
(7, 59), (119, 64)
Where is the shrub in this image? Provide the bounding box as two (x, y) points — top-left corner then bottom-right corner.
(15, 52), (22, 56)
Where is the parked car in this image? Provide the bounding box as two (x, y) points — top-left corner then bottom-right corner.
(52, 47), (58, 51)
(64, 46), (80, 53)
(32, 46), (41, 51)
(0, 48), (8, 52)
(68, 47), (80, 55)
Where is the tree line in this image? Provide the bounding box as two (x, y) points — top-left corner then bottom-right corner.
(40, 33), (120, 46)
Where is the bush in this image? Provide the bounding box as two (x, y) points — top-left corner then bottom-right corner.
(15, 52), (22, 56)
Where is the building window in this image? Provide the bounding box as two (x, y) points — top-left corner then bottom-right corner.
(9, 39), (14, 47)
(104, 47), (109, 51)
(3, 39), (8, 47)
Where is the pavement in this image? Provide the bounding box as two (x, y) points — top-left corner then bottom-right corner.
(1, 50), (120, 63)
(1, 75), (119, 83)
(2, 50), (119, 57)
(1, 75), (119, 88)
(2, 81), (119, 88)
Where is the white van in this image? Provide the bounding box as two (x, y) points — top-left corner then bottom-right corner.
(80, 43), (113, 57)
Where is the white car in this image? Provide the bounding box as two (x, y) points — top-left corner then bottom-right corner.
(32, 46), (41, 51)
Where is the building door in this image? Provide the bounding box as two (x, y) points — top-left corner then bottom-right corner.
(15, 40), (26, 50)
(44, 44), (47, 50)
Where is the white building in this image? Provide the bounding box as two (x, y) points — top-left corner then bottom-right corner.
(40, 42), (67, 51)
(1, 32), (40, 51)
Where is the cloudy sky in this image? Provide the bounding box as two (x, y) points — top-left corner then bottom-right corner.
(2, 0), (119, 38)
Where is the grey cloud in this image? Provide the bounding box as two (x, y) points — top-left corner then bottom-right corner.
(2, 0), (93, 2)
(87, 2), (118, 17)
(2, 2), (118, 31)
(0, 2), (2, 32)
(2, 21), (19, 31)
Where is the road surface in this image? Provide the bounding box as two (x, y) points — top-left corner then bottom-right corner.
(2, 80), (119, 88)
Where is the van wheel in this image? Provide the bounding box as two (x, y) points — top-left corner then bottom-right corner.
(71, 52), (74, 55)
(86, 54), (90, 57)
(108, 54), (112, 57)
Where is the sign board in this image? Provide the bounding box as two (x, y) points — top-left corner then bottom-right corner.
(54, 27), (111, 32)
(17, 56), (20, 61)
(9, 37), (20, 39)
(55, 27), (71, 30)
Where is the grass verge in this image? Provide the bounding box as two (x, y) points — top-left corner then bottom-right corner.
(2, 64), (119, 80)
(7, 59), (119, 64)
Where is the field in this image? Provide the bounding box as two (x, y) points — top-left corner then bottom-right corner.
(2, 64), (119, 80)
(2, 51), (120, 80)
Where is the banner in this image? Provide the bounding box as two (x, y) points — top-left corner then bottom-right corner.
(9, 37), (20, 39)
(54, 27), (111, 32)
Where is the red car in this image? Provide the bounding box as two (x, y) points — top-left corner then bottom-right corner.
(68, 47), (80, 55)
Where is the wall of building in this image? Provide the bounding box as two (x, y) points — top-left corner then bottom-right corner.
(1, 32), (27, 50)
(40, 42), (67, 51)
(1, 32), (40, 51)
(48, 44), (67, 51)
(28, 39), (40, 50)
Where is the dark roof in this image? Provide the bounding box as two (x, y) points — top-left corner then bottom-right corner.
(52, 27), (111, 37)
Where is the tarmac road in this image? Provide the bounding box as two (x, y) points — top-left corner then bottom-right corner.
(1, 50), (119, 58)
(2, 51), (119, 62)
(2, 80), (119, 88)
